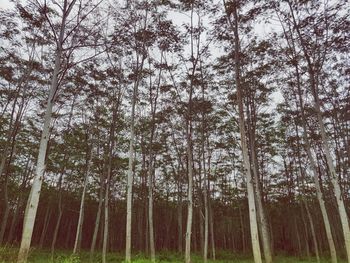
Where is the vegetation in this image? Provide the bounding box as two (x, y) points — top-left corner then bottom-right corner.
(0, 0), (349, 263)
(0, 248), (343, 263)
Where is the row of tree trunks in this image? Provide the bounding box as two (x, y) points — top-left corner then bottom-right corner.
(287, 2), (350, 262)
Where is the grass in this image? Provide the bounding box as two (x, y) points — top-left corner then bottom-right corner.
(0, 247), (345, 263)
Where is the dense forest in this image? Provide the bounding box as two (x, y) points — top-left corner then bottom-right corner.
(0, 0), (349, 262)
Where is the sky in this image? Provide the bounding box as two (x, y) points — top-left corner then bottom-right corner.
(0, 0), (13, 9)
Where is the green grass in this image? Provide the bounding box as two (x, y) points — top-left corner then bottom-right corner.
(0, 247), (345, 263)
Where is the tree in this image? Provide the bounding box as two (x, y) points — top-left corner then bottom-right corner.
(223, 1), (262, 262)
(17, 0), (104, 261)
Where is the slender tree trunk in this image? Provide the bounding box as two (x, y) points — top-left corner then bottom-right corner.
(209, 194), (216, 260)
(65, 221), (72, 248)
(39, 206), (52, 249)
(229, 2), (262, 262)
(7, 160), (31, 244)
(177, 182), (183, 253)
(103, 100), (118, 263)
(145, 201), (149, 255)
(185, 116), (194, 263)
(90, 174), (104, 260)
(0, 123), (21, 244)
(17, 51), (61, 263)
(294, 216), (302, 257)
(125, 70), (138, 263)
(73, 147), (92, 255)
(184, 3), (198, 262)
(203, 179), (209, 263)
(51, 174), (64, 258)
(0, 174), (10, 245)
(292, 84), (323, 263)
(148, 157), (155, 263)
(199, 76), (209, 263)
(239, 204), (245, 253)
(8, 196), (22, 244)
(249, 130), (272, 263)
(300, 204), (311, 259)
(199, 204), (204, 254)
(293, 64), (337, 263)
(17, 2), (75, 259)
(304, 201), (320, 263)
(184, 85), (194, 262)
(147, 58), (160, 262)
(102, 176), (110, 263)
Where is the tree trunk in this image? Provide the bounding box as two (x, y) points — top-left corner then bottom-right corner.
(147, 58), (160, 262)
(304, 201), (320, 263)
(202, 137), (209, 263)
(39, 206), (52, 249)
(7, 159), (31, 245)
(148, 157), (155, 263)
(177, 182), (183, 253)
(102, 171), (109, 263)
(293, 63), (337, 263)
(184, 116), (194, 263)
(74, 146), (92, 255)
(209, 187), (216, 260)
(51, 173), (64, 258)
(103, 102), (118, 263)
(229, 2), (262, 262)
(315, 96), (350, 263)
(300, 203), (311, 259)
(294, 216), (302, 257)
(199, 77), (209, 263)
(0, 175), (10, 245)
(90, 174), (104, 260)
(184, 3), (198, 262)
(287, 3), (350, 261)
(125, 68), (138, 263)
(17, 1), (74, 259)
(8, 196), (22, 244)
(0, 123), (21, 244)
(249, 129), (272, 263)
(17, 51), (61, 263)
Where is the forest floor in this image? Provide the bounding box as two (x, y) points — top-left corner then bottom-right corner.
(0, 247), (344, 263)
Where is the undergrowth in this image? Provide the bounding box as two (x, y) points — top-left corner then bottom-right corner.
(0, 247), (345, 263)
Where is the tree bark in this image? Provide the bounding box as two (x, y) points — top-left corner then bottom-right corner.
(293, 61), (337, 263)
(39, 206), (52, 249)
(177, 181), (183, 253)
(103, 95), (119, 263)
(304, 201), (320, 263)
(248, 119), (272, 263)
(51, 173), (64, 258)
(125, 61), (139, 263)
(90, 174), (104, 260)
(74, 145), (92, 255)
(229, 2), (262, 262)
(17, 1), (75, 261)
(208, 184), (216, 260)
(148, 156), (156, 263)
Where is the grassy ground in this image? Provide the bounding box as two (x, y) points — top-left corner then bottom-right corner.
(0, 247), (344, 263)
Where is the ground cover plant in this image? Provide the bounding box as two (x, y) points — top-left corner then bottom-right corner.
(0, 248), (344, 263)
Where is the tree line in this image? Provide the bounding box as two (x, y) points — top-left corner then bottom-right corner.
(0, 0), (349, 263)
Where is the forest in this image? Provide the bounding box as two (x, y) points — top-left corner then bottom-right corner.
(0, 0), (349, 262)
